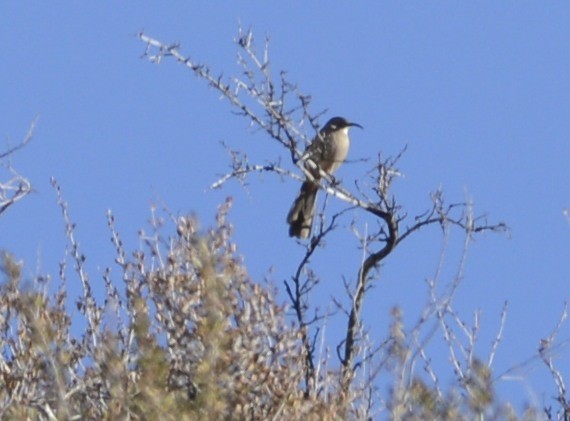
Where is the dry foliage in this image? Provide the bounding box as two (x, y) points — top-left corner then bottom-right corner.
(0, 191), (556, 420)
(0, 193), (371, 419)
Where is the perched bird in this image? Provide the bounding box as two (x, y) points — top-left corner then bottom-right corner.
(287, 117), (362, 239)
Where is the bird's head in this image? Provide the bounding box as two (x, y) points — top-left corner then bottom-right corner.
(322, 116), (363, 134)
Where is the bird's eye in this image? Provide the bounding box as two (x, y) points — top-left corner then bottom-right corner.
(331, 124), (337, 130)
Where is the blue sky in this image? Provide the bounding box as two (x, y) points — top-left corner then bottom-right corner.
(2, 2), (570, 413)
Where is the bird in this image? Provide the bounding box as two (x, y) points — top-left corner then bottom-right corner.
(287, 116), (363, 239)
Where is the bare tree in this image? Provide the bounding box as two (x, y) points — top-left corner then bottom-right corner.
(138, 27), (507, 407)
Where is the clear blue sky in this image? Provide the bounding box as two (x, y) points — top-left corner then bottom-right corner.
(2, 2), (570, 413)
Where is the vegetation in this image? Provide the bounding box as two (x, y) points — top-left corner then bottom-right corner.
(1, 28), (568, 420)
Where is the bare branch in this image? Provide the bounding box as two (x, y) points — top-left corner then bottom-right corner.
(283, 210), (343, 397)
(210, 142), (301, 190)
(0, 116), (38, 159)
(50, 177), (101, 349)
(138, 30), (306, 152)
(488, 301), (508, 368)
(0, 118), (38, 215)
(539, 302), (570, 417)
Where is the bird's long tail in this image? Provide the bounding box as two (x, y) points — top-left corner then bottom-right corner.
(287, 181), (318, 239)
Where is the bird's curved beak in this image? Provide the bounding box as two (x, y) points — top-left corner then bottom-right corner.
(348, 122), (363, 129)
